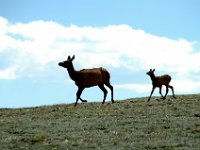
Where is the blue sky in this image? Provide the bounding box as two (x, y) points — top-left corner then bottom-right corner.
(0, 0), (200, 108)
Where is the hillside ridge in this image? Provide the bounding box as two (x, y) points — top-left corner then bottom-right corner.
(0, 94), (200, 149)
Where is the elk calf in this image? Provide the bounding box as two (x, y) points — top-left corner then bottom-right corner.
(146, 69), (176, 101)
(58, 55), (114, 106)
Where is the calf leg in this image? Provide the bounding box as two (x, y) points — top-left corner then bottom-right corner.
(148, 86), (155, 102)
(169, 85), (176, 98)
(105, 83), (114, 103)
(159, 85), (164, 98)
(163, 85), (169, 99)
(98, 84), (108, 104)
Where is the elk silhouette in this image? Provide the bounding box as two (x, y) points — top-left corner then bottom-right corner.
(146, 69), (176, 101)
(58, 55), (114, 106)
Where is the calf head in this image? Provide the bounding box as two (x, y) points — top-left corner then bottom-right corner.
(146, 69), (155, 76)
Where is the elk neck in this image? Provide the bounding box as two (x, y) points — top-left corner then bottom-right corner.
(66, 63), (77, 81)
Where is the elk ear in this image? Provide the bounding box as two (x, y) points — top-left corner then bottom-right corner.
(71, 55), (75, 61)
(67, 55), (71, 60)
(150, 69), (152, 71)
(152, 69), (155, 72)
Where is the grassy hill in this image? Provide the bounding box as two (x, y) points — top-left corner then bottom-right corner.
(0, 94), (200, 150)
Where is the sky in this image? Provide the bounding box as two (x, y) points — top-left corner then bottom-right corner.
(0, 0), (200, 108)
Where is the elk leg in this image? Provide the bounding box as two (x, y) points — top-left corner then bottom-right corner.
(77, 88), (87, 102)
(169, 85), (176, 98)
(105, 83), (114, 103)
(98, 84), (108, 104)
(78, 97), (87, 103)
(75, 87), (84, 106)
(148, 86), (155, 102)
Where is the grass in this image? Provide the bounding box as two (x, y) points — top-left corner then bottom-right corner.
(0, 94), (200, 149)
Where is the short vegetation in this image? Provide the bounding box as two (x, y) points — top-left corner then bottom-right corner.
(0, 94), (200, 149)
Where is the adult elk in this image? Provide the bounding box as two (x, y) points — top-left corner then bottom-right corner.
(146, 69), (176, 101)
(58, 55), (114, 106)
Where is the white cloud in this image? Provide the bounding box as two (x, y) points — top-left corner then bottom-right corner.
(0, 66), (18, 79)
(172, 79), (200, 93)
(0, 16), (200, 94)
(114, 83), (151, 94)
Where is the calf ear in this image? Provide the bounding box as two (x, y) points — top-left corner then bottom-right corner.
(67, 55), (71, 60)
(71, 55), (75, 61)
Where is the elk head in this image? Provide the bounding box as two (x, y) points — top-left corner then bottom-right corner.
(58, 55), (75, 68)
